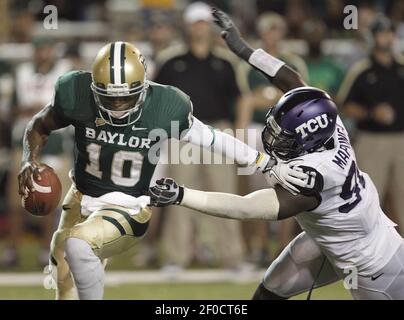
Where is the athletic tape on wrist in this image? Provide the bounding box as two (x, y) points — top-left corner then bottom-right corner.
(248, 49), (285, 77)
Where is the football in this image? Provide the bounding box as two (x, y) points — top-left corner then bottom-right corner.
(21, 165), (62, 216)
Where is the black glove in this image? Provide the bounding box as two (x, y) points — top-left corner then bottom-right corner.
(149, 178), (184, 207)
(212, 7), (254, 61)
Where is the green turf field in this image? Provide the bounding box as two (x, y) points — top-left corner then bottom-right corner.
(0, 240), (353, 300)
(0, 239), (144, 272)
(0, 281), (352, 300)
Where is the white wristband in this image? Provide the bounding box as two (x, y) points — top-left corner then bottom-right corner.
(248, 48), (285, 77)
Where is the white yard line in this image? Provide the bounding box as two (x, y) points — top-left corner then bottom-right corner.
(0, 269), (265, 287)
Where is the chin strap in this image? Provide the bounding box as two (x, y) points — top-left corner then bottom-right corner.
(98, 102), (143, 127)
(93, 80), (149, 127)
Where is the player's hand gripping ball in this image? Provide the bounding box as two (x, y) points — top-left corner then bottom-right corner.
(20, 164), (62, 216)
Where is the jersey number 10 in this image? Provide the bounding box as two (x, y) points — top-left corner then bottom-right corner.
(85, 143), (144, 187)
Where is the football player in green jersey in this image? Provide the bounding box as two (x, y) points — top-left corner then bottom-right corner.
(17, 41), (301, 300)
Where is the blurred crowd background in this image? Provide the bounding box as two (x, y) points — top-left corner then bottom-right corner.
(1, 0), (404, 273)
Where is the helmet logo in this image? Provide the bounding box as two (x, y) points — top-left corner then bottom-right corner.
(295, 114), (329, 138)
(139, 53), (147, 72)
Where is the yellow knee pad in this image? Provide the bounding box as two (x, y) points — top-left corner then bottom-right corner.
(67, 206), (152, 260)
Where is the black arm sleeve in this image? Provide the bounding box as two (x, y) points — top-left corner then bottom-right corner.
(261, 65), (307, 92)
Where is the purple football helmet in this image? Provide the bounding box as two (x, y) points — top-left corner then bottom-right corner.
(262, 87), (337, 160)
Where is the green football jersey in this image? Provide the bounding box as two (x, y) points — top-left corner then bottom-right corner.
(52, 71), (192, 197)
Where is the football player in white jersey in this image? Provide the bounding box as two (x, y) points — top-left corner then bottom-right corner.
(149, 9), (404, 300)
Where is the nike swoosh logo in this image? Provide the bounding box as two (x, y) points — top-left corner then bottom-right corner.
(62, 205), (71, 211)
(371, 273), (384, 281)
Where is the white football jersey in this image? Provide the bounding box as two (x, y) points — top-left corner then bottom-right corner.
(294, 116), (402, 276)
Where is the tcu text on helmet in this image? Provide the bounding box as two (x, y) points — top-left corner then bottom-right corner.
(295, 114), (329, 138)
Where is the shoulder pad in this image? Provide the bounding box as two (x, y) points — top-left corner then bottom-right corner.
(295, 165), (324, 197)
(53, 71), (93, 123)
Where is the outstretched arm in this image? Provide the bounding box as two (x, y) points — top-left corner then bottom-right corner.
(149, 178), (319, 221)
(180, 185), (318, 220)
(212, 8), (306, 92)
(181, 116), (271, 172)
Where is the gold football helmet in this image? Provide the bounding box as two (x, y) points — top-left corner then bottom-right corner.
(91, 41), (148, 126)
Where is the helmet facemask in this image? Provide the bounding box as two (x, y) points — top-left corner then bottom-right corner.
(91, 79), (148, 127)
(262, 112), (304, 161)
